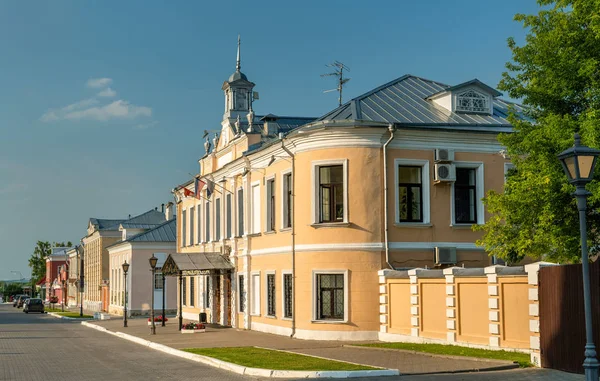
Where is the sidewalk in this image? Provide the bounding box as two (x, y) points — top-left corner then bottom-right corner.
(88, 317), (519, 375)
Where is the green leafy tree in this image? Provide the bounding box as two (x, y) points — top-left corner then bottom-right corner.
(476, 0), (600, 263)
(28, 241), (73, 283)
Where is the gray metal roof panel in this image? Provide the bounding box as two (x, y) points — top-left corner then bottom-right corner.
(128, 219), (176, 243)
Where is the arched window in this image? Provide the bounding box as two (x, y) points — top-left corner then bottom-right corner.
(456, 90), (489, 113)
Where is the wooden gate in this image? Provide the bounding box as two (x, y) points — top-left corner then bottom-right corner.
(539, 261), (600, 373)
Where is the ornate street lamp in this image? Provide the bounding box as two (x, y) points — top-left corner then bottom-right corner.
(558, 132), (600, 380)
(122, 261), (130, 328)
(149, 254), (158, 335)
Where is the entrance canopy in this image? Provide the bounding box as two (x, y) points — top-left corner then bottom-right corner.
(162, 252), (234, 276)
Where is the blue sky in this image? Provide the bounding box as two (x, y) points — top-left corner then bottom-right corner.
(0, 0), (539, 280)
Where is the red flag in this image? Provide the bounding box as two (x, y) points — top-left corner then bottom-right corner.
(183, 188), (193, 198)
(195, 178), (205, 199)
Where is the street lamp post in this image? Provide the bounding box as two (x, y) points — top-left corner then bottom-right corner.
(558, 132), (600, 381)
(149, 254), (158, 335)
(122, 261), (130, 328)
(76, 244), (84, 318)
(161, 272), (166, 327)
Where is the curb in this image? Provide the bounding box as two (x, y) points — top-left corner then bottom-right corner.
(46, 312), (94, 321)
(80, 321), (400, 378)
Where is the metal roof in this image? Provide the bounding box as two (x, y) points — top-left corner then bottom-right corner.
(317, 75), (523, 129)
(127, 219), (176, 243)
(161, 252), (234, 276)
(120, 222), (162, 229)
(90, 218), (125, 231)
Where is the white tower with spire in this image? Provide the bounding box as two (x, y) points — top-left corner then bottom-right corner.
(222, 35), (256, 132)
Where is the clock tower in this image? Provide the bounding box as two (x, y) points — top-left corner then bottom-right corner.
(222, 36), (255, 131)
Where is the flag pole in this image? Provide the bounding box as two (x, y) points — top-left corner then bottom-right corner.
(189, 173), (234, 195)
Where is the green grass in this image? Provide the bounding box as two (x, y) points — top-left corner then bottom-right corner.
(355, 343), (531, 367)
(45, 308), (93, 318)
(182, 347), (378, 371)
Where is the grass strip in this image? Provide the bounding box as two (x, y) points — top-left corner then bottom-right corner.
(355, 343), (531, 367)
(182, 347), (378, 371)
(45, 308), (93, 318)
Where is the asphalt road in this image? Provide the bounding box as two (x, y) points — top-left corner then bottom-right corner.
(0, 304), (257, 381)
(0, 304), (583, 381)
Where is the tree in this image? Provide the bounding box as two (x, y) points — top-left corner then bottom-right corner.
(28, 241), (73, 283)
(476, 0), (600, 263)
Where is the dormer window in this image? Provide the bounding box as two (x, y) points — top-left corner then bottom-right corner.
(456, 90), (489, 113)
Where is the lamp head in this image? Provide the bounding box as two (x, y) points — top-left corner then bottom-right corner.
(149, 255), (158, 270)
(122, 260), (130, 274)
(268, 155), (276, 166)
(558, 133), (600, 185)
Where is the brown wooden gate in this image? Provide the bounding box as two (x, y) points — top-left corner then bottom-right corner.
(539, 261), (600, 373)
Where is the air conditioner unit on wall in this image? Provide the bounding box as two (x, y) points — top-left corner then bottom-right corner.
(434, 148), (454, 162)
(435, 247), (457, 265)
(434, 164), (456, 182)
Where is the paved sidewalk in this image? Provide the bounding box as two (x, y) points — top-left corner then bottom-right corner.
(89, 317), (517, 375)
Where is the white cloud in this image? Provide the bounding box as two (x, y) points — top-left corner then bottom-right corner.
(40, 98), (100, 122)
(86, 77), (112, 89)
(64, 100), (152, 121)
(97, 87), (117, 97)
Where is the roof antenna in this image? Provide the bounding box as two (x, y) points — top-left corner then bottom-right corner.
(236, 34), (241, 72)
(321, 61), (350, 107)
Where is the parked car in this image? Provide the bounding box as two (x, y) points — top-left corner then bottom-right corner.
(16, 295), (30, 308)
(12, 295), (25, 307)
(23, 298), (44, 313)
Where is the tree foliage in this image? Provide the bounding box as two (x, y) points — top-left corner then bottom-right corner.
(476, 0), (600, 263)
(28, 241), (73, 282)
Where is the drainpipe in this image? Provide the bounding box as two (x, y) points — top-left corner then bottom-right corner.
(281, 139), (296, 338)
(383, 124), (396, 269)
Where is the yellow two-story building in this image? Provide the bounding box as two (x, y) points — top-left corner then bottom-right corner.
(170, 47), (519, 340)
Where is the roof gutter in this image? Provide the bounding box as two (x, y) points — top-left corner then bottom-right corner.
(280, 138), (296, 338)
(383, 124), (396, 269)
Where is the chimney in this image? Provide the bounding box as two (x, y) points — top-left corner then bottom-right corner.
(161, 203), (165, 213)
(165, 202), (174, 221)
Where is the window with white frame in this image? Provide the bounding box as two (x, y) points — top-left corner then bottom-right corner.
(312, 160), (348, 224)
(182, 209), (187, 247)
(395, 159), (430, 224)
(197, 207), (202, 244)
(205, 202), (210, 242)
(251, 273), (260, 315)
(314, 271), (347, 321)
(266, 178), (275, 232)
(204, 275), (211, 308)
(455, 89), (489, 113)
(189, 277), (195, 307)
(154, 272), (163, 289)
(282, 172), (292, 228)
(237, 188), (244, 236)
(452, 163), (484, 225)
(238, 274), (245, 313)
(189, 206), (195, 246)
(215, 198), (221, 240)
(226, 193), (232, 238)
(266, 273), (275, 316)
(283, 273), (293, 318)
(182, 277), (187, 306)
(251, 184), (260, 234)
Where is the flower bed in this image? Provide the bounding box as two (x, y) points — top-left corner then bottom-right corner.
(147, 315), (168, 326)
(181, 322), (205, 333)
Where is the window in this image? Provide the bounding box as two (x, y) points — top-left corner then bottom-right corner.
(182, 209), (187, 247)
(251, 184), (260, 234)
(189, 206), (195, 245)
(237, 188), (244, 236)
(267, 273), (275, 316)
(154, 272), (163, 290)
(251, 273), (260, 315)
(319, 165), (344, 223)
(215, 198), (221, 241)
(456, 90), (489, 113)
(190, 277), (195, 307)
(316, 273), (344, 320)
(205, 275), (211, 308)
(182, 277), (187, 306)
(266, 178), (275, 231)
(454, 168), (477, 224)
(226, 194), (232, 238)
(398, 166), (423, 222)
(205, 202), (210, 242)
(197, 207), (202, 244)
(283, 173), (292, 228)
(238, 274), (245, 313)
(283, 273), (293, 319)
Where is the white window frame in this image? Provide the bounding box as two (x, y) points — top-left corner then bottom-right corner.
(237, 273), (246, 313)
(311, 269), (349, 323)
(311, 159), (349, 224)
(189, 206), (195, 246)
(281, 270), (292, 320)
(280, 170), (292, 230)
(265, 175), (276, 233)
(236, 186), (244, 237)
(250, 181), (261, 234)
(182, 276), (187, 307)
(215, 197), (221, 241)
(204, 201), (211, 243)
(264, 270), (276, 317)
(251, 271), (261, 316)
(226, 193), (233, 239)
(451, 161), (485, 226)
(452, 88), (492, 115)
(394, 159), (431, 225)
(504, 162), (515, 183)
(197, 204), (202, 244)
(181, 208), (187, 248)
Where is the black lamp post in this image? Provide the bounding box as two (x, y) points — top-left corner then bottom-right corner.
(76, 244), (84, 318)
(161, 272), (166, 327)
(558, 132), (600, 380)
(149, 254), (158, 335)
(122, 261), (130, 328)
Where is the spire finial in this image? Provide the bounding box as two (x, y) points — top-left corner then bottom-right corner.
(236, 35), (241, 72)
